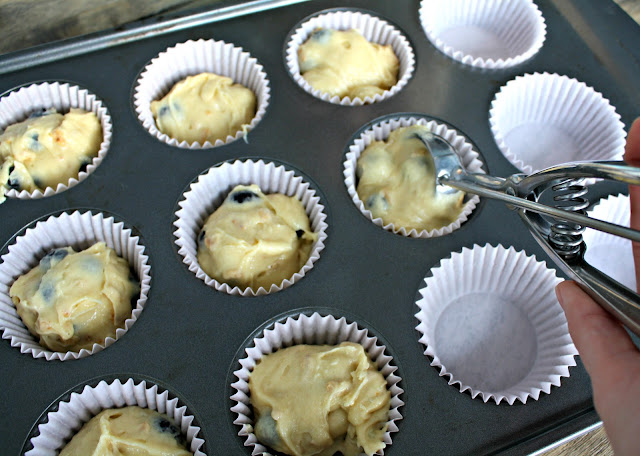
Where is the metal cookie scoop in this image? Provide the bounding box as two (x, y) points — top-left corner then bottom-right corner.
(415, 130), (640, 336)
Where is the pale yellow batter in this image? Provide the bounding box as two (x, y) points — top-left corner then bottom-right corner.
(10, 242), (140, 352)
(197, 184), (316, 290)
(356, 125), (465, 231)
(249, 342), (390, 456)
(150, 72), (256, 144)
(0, 108), (102, 197)
(60, 406), (192, 456)
(298, 28), (399, 99)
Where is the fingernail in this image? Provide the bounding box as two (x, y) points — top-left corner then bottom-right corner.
(555, 282), (566, 309)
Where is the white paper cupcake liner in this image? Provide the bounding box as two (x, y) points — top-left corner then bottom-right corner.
(490, 72), (626, 174)
(230, 311), (403, 455)
(344, 115), (485, 238)
(174, 159), (328, 296)
(285, 9), (415, 106)
(419, 0), (546, 69)
(0, 211), (151, 361)
(583, 194), (636, 291)
(24, 378), (206, 455)
(134, 38), (270, 149)
(415, 244), (577, 405)
(0, 81), (112, 200)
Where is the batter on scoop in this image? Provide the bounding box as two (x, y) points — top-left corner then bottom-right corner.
(356, 125), (465, 231)
(60, 406), (192, 456)
(10, 242), (140, 353)
(249, 342), (390, 456)
(297, 28), (399, 99)
(197, 184), (316, 291)
(150, 72), (256, 144)
(0, 108), (102, 199)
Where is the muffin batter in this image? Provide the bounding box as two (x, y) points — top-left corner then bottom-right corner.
(197, 184), (316, 290)
(0, 108), (101, 197)
(249, 342), (390, 456)
(150, 72), (256, 144)
(298, 28), (399, 99)
(10, 242), (140, 352)
(60, 406), (191, 456)
(356, 125), (465, 231)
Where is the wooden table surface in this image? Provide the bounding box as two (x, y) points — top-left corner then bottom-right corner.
(1, 0), (639, 454)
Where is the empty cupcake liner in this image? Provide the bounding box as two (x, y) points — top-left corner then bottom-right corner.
(0, 81), (112, 201)
(230, 310), (404, 455)
(343, 114), (485, 238)
(285, 8), (415, 105)
(415, 244), (577, 405)
(583, 194), (636, 291)
(24, 378), (206, 455)
(174, 159), (328, 296)
(0, 210), (151, 361)
(490, 72), (626, 174)
(419, 0), (546, 69)
(134, 38), (270, 148)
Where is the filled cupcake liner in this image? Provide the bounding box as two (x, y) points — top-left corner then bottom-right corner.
(0, 81), (112, 200)
(24, 378), (205, 455)
(134, 38), (270, 149)
(285, 9), (415, 105)
(230, 311), (404, 455)
(343, 115), (484, 238)
(0, 211), (151, 361)
(415, 244), (577, 405)
(419, 0), (546, 69)
(490, 72), (626, 174)
(174, 159), (328, 296)
(583, 194), (636, 291)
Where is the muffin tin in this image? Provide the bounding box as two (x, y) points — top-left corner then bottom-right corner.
(1, 0), (639, 454)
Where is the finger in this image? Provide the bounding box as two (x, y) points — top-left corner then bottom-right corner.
(624, 118), (640, 288)
(556, 281), (640, 388)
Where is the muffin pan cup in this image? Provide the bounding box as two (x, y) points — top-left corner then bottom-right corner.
(414, 244), (577, 405)
(343, 113), (485, 238)
(1, 0), (638, 454)
(134, 38), (270, 149)
(284, 8), (415, 105)
(0, 210), (151, 361)
(229, 309), (403, 455)
(489, 72), (626, 174)
(23, 377), (206, 455)
(174, 158), (328, 296)
(0, 81), (112, 201)
(419, 0), (547, 69)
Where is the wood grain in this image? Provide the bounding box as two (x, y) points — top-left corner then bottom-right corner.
(0, 0), (639, 454)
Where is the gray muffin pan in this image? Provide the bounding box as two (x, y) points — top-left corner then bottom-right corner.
(2, 0), (640, 454)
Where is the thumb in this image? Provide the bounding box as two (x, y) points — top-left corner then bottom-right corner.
(555, 281), (640, 390)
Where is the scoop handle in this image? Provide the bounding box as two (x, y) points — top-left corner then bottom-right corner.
(440, 173), (640, 243)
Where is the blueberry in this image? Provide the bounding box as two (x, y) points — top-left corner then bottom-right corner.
(128, 267), (137, 283)
(7, 165), (14, 175)
(28, 108), (48, 119)
(78, 159), (92, 174)
(158, 105), (170, 116)
(39, 282), (55, 302)
(39, 248), (69, 270)
(366, 194), (389, 212)
(230, 189), (258, 204)
(309, 28), (332, 43)
(155, 417), (185, 445)
(296, 229), (304, 238)
(255, 410), (281, 447)
(7, 177), (21, 190)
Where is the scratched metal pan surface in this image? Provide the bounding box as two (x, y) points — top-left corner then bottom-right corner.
(1, 0), (639, 454)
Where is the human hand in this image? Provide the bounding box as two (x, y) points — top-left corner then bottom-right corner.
(556, 117), (640, 456)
